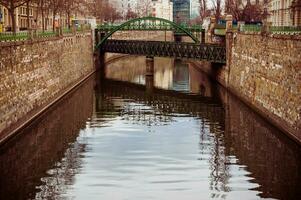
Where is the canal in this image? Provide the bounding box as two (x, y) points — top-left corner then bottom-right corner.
(0, 56), (300, 199)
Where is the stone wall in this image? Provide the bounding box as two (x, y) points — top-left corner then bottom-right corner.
(0, 33), (94, 141)
(227, 33), (301, 142)
(218, 86), (301, 199)
(0, 75), (94, 199)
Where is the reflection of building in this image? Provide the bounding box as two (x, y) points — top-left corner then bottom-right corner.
(154, 57), (174, 89)
(269, 0), (301, 26)
(172, 61), (190, 92)
(151, 0), (173, 21)
(173, 0), (190, 24)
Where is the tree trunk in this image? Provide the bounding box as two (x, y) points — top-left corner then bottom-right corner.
(35, 0), (41, 30)
(27, 2), (30, 30)
(45, 9), (49, 31)
(9, 8), (16, 34)
(67, 12), (70, 29)
(52, 11), (56, 31)
(41, 9), (45, 32)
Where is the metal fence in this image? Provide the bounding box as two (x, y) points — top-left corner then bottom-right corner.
(0, 26), (90, 42)
(239, 24), (301, 34)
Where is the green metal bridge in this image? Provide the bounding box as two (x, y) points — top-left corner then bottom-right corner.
(95, 17), (225, 63)
(100, 40), (226, 64)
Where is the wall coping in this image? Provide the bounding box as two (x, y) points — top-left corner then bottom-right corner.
(235, 32), (301, 41)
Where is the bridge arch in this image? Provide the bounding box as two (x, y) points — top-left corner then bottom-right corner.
(95, 16), (200, 49)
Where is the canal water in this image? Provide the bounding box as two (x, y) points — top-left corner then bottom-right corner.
(0, 56), (301, 200)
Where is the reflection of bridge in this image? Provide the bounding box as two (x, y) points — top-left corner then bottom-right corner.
(95, 17), (226, 64)
(95, 79), (225, 128)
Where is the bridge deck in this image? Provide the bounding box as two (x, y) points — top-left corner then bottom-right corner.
(100, 40), (226, 64)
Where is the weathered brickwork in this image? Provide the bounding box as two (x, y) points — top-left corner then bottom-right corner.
(0, 33), (94, 138)
(228, 33), (301, 141)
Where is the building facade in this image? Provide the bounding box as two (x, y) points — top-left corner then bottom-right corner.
(0, 4), (80, 32)
(268, 0), (301, 26)
(291, 0), (301, 25)
(190, 0), (200, 19)
(151, 0), (173, 21)
(116, 0), (139, 18)
(173, 0), (190, 24)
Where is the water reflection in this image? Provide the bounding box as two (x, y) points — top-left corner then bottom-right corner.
(0, 56), (300, 200)
(106, 56), (216, 97)
(0, 78), (94, 200)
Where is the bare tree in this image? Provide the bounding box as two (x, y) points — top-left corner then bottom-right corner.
(242, 3), (263, 22)
(126, 8), (138, 20)
(85, 0), (106, 23)
(62, 0), (80, 28)
(48, 0), (62, 31)
(211, 0), (222, 21)
(225, 0), (263, 22)
(103, 3), (122, 23)
(0, 0), (31, 33)
(35, 0), (51, 31)
(199, 0), (209, 22)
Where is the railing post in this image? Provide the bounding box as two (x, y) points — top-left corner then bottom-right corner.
(261, 21), (271, 35)
(96, 31), (107, 76)
(95, 29), (99, 46)
(225, 25), (234, 87)
(225, 15), (233, 32)
(201, 30), (205, 44)
(28, 29), (33, 40)
(208, 16), (216, 43)
(55, 27), (60, 36)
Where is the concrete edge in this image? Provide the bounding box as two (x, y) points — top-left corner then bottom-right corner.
(0, 70), (96, 146)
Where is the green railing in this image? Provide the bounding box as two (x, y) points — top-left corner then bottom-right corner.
(270, 26), (301, 34)
(97, 22), (203, 32)
(62, 28), (73, 34)
(0, 31), (29, 41)
(0, 27), (90, 42)
(36, 30), (56, 38)
(240, 24), (262, 32)
(95, 16), (202, 49)
(239, 25), (301, 34)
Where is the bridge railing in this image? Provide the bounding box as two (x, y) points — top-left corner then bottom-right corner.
(97, 23), (203, 32)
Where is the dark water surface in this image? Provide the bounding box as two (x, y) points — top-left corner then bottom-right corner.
(0, 56), (301, 200)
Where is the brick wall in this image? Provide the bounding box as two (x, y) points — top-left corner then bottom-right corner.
(0, 33), (94, 139)
(227, 33), (301, 142)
